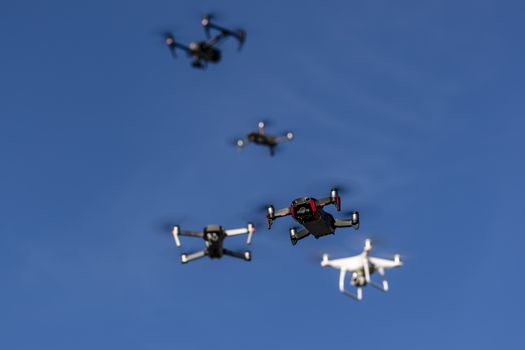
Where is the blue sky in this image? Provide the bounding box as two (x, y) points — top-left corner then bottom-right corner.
(1, 0), (524, 349)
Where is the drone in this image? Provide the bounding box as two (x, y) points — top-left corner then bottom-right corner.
(266, 188), (359, 245)
(164, 14), (246, 68)
(321, 239), (403, 300)
(171, 223), (255, 264)
(236, 121), (294, 156)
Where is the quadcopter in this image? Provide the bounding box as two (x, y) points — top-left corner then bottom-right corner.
(171, 223), (255, 264)
(321, 239), (403, 300)
(236, 121), (294, 156)
(164, 15), (246, 68)
(266, 188), (359, 245)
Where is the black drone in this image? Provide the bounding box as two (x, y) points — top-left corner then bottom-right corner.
(236, 121), (294, 156)
(266, 188), (359, 246)
(171, 223), (255, 264)
(164, 15), (246, 68)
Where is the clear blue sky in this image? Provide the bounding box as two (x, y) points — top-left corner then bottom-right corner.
(1, 0), (524, 349)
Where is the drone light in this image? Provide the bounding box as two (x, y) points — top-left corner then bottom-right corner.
(258, 121), (265, 129)
(237, 139), (244, 147)
(286, 132), (294, 140)
(201, 17), (209, 26)
(181, 254), (188, 264)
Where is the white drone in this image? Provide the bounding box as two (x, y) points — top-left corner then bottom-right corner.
(321, 239), (403, 301)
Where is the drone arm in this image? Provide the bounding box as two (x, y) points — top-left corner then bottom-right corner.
(172, 226), (204, 247)
(236, 137), (250, 149)
(206, 32), (229, 47)
(225, 223), (256, 244)
(173, 42), (191, 52)
(166, 40), (191, 58)
(275, 208), (291, 218)
(289, 227), (310, 246)
(180, 249), (208, 264)
(318, 197), (334, 207)
(318, 189), (340, 210)
(266, 206), (291, 229)
(223, 248), (251, 261)
(275, 133), (294, 144)
(204, 22), (245, 49)
(334, 217), (359, 229)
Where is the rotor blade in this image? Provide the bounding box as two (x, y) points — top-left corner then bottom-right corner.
(258, 119), (274, 128)
(154, 217), (187, 235)
(228, 137), (246, 148)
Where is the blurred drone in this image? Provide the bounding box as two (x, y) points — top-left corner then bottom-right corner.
(321, 239), (403, 301)
(266, 188), (359, 245)
(171, 223), (255, 264)
(163, 14), (246, 68)
(236, 121), (294, 156)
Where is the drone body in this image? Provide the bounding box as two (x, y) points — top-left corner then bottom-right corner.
(321, 239), (403, 300)
(164, 15), (245, 69)
(172, 223), (255, 264)
(236, 121), (294, 156)
(266, 188), (359, 245)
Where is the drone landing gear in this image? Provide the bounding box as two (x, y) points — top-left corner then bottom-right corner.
(181, 249), (208, 264)
(191, 59), (206, 69)
(334, 211), (360, 230)
(339, 269), (363, 301)
(289, 227), (310, 246)
(368, 267), (389, 292)
(223, 249), (251, 262)
(269, 145), (276, 157)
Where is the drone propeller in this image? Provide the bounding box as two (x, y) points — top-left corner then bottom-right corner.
(329, 184), (353, 196)
(257, 119), (274, 129)
(282, 131), (294, 140)
(235, 29), (247, 50)
(154, 217), (187, 236)
(159, 31), (178, 58)
(201, 14), (213, 38)
(228, 137), (246, 149)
